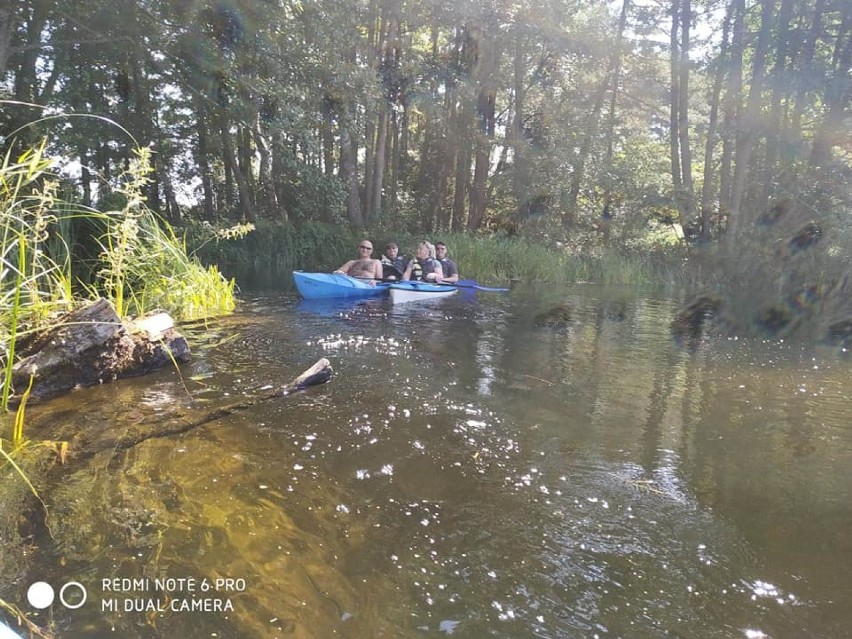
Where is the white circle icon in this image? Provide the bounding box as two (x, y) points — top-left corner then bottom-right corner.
(59, 582), (87, 609)
(27, 582), (54, 609)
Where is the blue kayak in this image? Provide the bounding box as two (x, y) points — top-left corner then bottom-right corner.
(293, 271), (391, 299)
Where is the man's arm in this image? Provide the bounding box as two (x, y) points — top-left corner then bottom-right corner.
(443, 260), (459, 283)
(334, 260), (354, 274)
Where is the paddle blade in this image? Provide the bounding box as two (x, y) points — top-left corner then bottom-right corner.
(457, 279), (510, 292)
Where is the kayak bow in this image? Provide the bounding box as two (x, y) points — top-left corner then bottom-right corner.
(293, 271), (391, 299)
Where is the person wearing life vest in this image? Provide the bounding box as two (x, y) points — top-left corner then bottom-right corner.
(380, 242), (406, 280)
(402, 241), (443, 282)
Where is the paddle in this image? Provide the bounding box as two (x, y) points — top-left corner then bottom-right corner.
(454, 279), (510, 292)
(372, 277), (510, 291)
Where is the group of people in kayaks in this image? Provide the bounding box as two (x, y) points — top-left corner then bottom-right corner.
(333, 240), (459, 285)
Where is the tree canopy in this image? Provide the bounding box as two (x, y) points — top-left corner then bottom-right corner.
(1, 0), (849, 246)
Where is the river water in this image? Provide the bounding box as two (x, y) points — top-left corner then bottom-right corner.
(18, 284), (852, 638)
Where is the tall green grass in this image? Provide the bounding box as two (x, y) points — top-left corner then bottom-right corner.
(188, 222), (689, 290)
(1, 140), (238, 456)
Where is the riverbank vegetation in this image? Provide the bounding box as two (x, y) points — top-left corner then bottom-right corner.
(195, 219), (689, 289)
(2, 0), (848, 327)
(1, 140), (237, 403)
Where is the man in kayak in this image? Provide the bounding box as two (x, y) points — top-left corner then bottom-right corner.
(333, 240), (383, 282)
(402, 241), (444, 282)
(435, 241), (459, 283)
(380, 242), (406, 280)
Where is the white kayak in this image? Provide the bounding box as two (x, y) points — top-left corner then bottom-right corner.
(388, 281), (458, 304)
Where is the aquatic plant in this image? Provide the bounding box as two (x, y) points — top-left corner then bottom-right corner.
(0, 130), (238, 511)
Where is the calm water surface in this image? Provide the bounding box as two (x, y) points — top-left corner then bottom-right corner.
(20, 284), (852, 638)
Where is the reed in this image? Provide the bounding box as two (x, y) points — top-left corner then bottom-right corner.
(426, 233), (686, 287)
(0, 134), (237, 492)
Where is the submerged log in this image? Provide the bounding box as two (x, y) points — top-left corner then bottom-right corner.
(10, 298), (190, 404)
(75, 358), (333, 461)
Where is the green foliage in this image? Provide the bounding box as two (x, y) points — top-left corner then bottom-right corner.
(93, 147), (238, 320)
(185, 222), (688, 290)
(1, 139), (237, 410)
(439, 233), (686, 288)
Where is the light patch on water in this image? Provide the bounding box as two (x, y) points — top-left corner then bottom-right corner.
(308, 334), (408, 357)
(745, 579), (799, 605)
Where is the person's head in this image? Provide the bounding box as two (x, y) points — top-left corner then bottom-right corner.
(416, 241), (435, 259)
(357, 240), (374, 256)
(385, 242), (398, 257)
(435, 242), (448, 258)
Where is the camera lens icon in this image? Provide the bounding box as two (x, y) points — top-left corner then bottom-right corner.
(27, 581), (87, 610)
(27, 582), (54, 609)
(60, 582), (87, 609)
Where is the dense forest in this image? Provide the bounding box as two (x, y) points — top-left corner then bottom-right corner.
(1, 0), (848, 249)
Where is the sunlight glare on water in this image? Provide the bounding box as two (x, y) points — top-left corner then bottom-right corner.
(21, 288), (852, 638)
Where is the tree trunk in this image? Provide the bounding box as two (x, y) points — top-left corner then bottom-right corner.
(719, 0), (745, 227)
(12, 0), (48, 104)
(728, 0), (775, 242)
(271, 132), (291, 223)
(762, 0), (794, 201)
(340, 122), (365, 227)
(566, 85), (606, 228)
(467, 33), (500, 231)
(600, 0), (630, 238)
(11, 299), (190, 405)
(790, 0), (826, 139)
(78, 144), (93, 207)
(220, 112), (253, 221)
(450, 26), (480, 231)
(810, 13), (851, 167)
(0, 0), (15, 76)
(677, 0), (695, 223)
(511, 35), (529, 225)
(699, 1), (733, 240)
(73, 358), (332, 462)
(669, 0), (683, 202)
(253, 120), (279, 217)
(370, 105), (389, 224)
(194, 98), (216, 222)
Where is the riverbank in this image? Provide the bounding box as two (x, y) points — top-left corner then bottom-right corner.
(190, 220), (690, 291)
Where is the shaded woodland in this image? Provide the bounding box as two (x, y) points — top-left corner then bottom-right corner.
(1, 0), (848, 249)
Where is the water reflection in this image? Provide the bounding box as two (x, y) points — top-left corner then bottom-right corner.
(15, 287), (852, 638)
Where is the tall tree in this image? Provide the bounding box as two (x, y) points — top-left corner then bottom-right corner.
(728, 0), (775, 241)
(699, 0), (734, 240)
(810, 9), (851, 168)
(669, 0), (695, 224)
(0, 0), (18, 77)
(600, 0), (630, 238)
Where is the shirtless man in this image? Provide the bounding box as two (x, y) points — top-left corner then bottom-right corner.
(333, 240), (383, 281)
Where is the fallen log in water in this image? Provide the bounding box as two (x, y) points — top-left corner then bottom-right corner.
(74, 357), (333, 461)
(10, 298), (190, 404)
